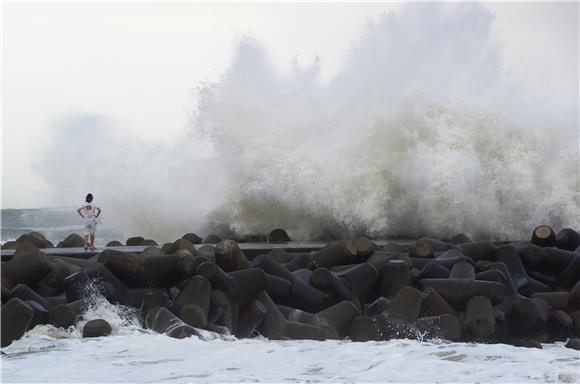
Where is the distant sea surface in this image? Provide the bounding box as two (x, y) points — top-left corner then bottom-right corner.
(1, 208), (124, 246)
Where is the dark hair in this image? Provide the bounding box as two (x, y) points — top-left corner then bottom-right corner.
(85, 193), (93, 203)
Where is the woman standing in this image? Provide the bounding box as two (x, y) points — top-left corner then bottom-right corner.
(76, 193), (101, 251)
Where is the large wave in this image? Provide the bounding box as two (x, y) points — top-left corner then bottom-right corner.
(40, 3), (579, 242)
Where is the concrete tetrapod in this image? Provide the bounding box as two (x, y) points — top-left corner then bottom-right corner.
(277, 305), (339, 339)
(171, 275), (211, 321)
(83, 319), (112, 338)
(84, 263), (128, 304)
(9, 284), (51, 310)
(1, 248), (51, 289)
(99, 251), (196, 287)
(310, 268), (352, 303)
(420, 288), (456, 317)
(282, 253), (313, 272)
(48, 300), (84, 329)
(25, 300), (49, 329)
(309, 241), (358, 269)
(556, 228), (580, 251)
(531, 225), (556, 247)
(1, 298), (34, 347)
(366, 297), (391, 316)
(215, 240), (251, 272)
(419, 278), (504, 310)
(464, 296), (496, 339)
(415, 314), (462, 340)
(419, 262), (450, 279)
(268, 229), (292, 243)
(236, 299), (267, 338)
(380, 260), (411, 298)
(519, 245), (578, 276)
(251, 254), (329, 312)
(141, 290), (170, 325)
(456, 241), (495, 262)
(383, 287), (423, 323)
(336, 263), (379, 300)
(145, 306), (201, 339)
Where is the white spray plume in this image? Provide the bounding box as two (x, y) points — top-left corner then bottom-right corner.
(41, 3), (579, 242)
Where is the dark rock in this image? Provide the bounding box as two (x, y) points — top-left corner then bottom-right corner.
(556, 228), (580, 251)
(141, 290), (170, 324)
(531, 225), (556, 247)
(2, 241), (17, 250)
(145, 306), (200, 339)
(83, 319), (112, 337)
(9, 284), (51, 310)
(464, 296), (495, 338)
(570, 281), (580, 311)
(1, 298), (33, 347)
(450, 233), (473, 245)
(236, 299), (267, 338)
(380, 260), (411, 298)
(565, 338), (580, 350)
(420, 262), (451, 279)
(366, 297), (390, 316)
(420, 287), (456, 317)
(25, 300), (49, 329)
(140, 239), (158, 246)
(282, 253), (313, 272)
(58, 234), (84, 248)
(48, 300), (83, 328)
(383, 287), (423, 323)
(63, 271), (92, 303)
(202, 234), (222, 244)
(126, 236), (145, 246)
(171, 275), (211, 321)
(2, 248), (51, 289)
(179, 304), (207, 329)
(415, 314), (462, 340)
(215, 240), (250, 272)
(161, 242), (177, 254)
(268, 229), (291, 243)
(531, 292), (570, 311)
(16, 233), (53, 249)
(174, 238), (196, 256)
(141, 246), (164, 257)
(309, 241), (357, 269)
(419, 279), (504, 310)
(182, 233), (203, 244)
(457, 241), (495, 262)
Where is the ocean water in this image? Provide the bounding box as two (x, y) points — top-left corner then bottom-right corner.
(2, 294), (579, 384)
(1, 208), (124, 247)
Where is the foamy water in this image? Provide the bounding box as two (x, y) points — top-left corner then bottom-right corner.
(38, 3), (578, 243)
(3, 329), (579, 383)
(2, 292), (579, 383)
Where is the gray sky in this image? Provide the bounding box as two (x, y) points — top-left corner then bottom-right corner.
(2, 1), (578, 209)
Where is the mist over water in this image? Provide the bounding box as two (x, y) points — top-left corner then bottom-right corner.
(40, 4), (578, 242)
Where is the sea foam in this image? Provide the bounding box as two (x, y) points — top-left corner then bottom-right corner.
(39, 3), (579, 243)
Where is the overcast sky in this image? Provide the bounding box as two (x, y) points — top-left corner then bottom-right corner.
(2, 2), (578, 209)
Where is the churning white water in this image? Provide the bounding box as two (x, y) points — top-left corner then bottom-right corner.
(2, 294), (579, 383)
(2, 289), (580, 383)
(39, 3), (579, 242)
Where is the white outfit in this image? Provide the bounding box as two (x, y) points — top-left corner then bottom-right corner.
(80, 202), (99, 235)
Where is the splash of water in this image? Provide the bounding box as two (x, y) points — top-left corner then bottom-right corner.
(40, 3), (578, 242)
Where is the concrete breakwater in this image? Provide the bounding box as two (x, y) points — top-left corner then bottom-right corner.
(1, 227), (579, 350)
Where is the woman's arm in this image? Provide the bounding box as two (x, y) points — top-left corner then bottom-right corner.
(76, 208), (84, 218)
(96, 207), (102, 218)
